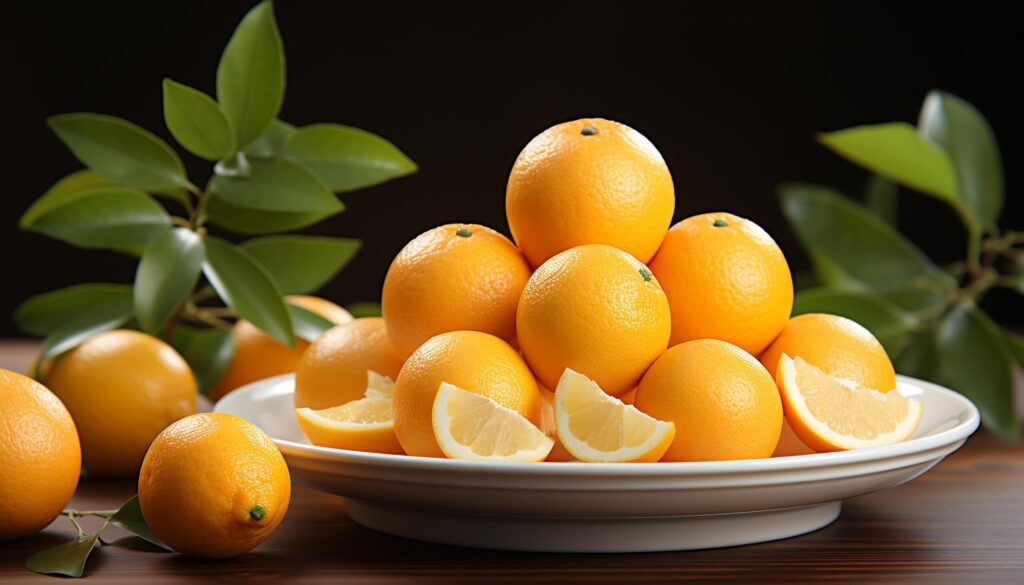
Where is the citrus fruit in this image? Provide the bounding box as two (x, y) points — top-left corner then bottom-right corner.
(554, 369), (675, 463)
(649, 212), (793, 356)
(0, 369), (81, 541)
(212, 295), (352, 400)
(777, 355), (922, 451)
(433, 382), (554, 462)
(506, 117), (675, 267)
(517, 244), (670, 397)
(538, 386), (575, 462)
(392, 330), (541, 457)
(381, 223), (531, 358)
(138, 413), (290, 558)
(759, 313), (897, 392)
(47, 330), (196, 476)
(294, 317), (404, 409)
(635, 339), (782, 461)
(295, 372), (403, 454)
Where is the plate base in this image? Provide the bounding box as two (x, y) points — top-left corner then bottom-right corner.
(347, 499), (842, 553)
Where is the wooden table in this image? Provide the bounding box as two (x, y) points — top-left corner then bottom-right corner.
(2, 340), (1023, 583)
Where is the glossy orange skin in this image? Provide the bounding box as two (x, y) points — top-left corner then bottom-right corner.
(46, 330), (196, 476)
(294, 318), (405, 409)
(213, 296), (353, 400)
(506, 117), (675, 268)
(382, 223), (531, 359)
(0, 369), (81, 541)
(759, 313), (897, 392)
(635, 339), (782, 461)
(649, 212), (793, 356)
(392, 331), (541, 457)
(517, 244), (670, 397)
(138, 413), (290, 559)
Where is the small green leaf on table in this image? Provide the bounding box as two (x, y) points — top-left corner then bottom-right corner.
(14, 283), (132, 337)
(244, 119), (296, 158)
(793, 288), (918, 356)
(210, 157), (342, 213)
(204, 193), (339, 235)
(288, 302), (336, 342)
(283, 123), (417, 192)
(19, 170), (114, 229)
(162, 78), (235, 161)
(202, 237), (294, 347)
(24, 531), (102, 578)
(108, 495), (172, 551)
(134, 228), (205, 333)
(47, 113), (189, 192)
(346, 301), (382, 318)
(24, 187), (171, 250)
(242, 235), (361, 294)
(216, 0), (284, 147)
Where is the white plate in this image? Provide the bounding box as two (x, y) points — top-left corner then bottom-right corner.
(215, 374), (979, 553)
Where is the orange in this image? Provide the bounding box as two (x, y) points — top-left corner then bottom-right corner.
(381, 223), (531, 358)
(138, 413), (290, 558)
(46, 330), (196, 476)
(294, 318), (405, 409)
(635, 339), (782, 461)
(506, 117), (675, 268)
(213, 295), (352, 400)
(517, 244), (670, 397)
(0, 369), (81, 541)
(759, 313), (896, 392)
(392, 331), (541, 457)
(649, 212), (793, 356)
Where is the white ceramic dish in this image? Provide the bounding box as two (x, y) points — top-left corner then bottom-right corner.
(215, 374), (979, 553)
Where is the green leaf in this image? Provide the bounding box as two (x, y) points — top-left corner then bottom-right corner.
(14, 284), (132, 337)
(346, 301), (382, 318)
(288, 302), (336, 342)
(39, 299), (134, 361)
(47, 113), (189, 191)
(863, 175), (898, 228)
(918, 90), (1004, 232)
(162, 78), (235, 161)
(108, 495), (172, 551)
(241, 236), (360, 294)
(25, 531), (102, 578)
(210, 157), (342, 213)
(19, 170), (115, 229)
(896, 327), (943, 381)
(793, 288), (918, 356)
(204, 193), (339, 235)
(818, 122), (960, 204)
(244, 119), (295, 158)
(779, 183), (955, 294)
(171, 326), (235, 396)
(202, 237), (294, 346)
(24, 187), (171, 250)
(134, 228), (204, 332)
(936, 307), (1019, 441)
(216, 0), (285, 147)
(1003, 329), (1024, 373)
(283, 123), (417, 192)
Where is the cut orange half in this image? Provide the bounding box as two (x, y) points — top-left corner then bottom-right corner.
(294, 371), (403, 454)
(777, 354), (923, 452)
(432, 383), (554, 462)
(554, 369), (675, 462)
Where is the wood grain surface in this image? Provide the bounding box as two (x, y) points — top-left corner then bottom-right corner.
(2, 340), (1023, 583)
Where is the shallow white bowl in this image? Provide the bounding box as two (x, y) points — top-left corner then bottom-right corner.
(215, 374), (979, 553)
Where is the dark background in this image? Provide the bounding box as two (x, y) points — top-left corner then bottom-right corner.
(1, 1), (1018, 336)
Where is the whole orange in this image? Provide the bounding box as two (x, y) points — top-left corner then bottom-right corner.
(46, 330), (196, 476)
(138, 413), (290, 558)
(294, 317), (405, 409)
(649, 212), (793, 356)
(213, 295), (352, 400)
(0, 369), (81, 541)
(506, 117), (675, 267)
(392, 331), (541, 457)
(381, 223), (531, 358)
(516, 244), (670, 397)
(759, 313), (896, 391)
(635, 339), (783, 461)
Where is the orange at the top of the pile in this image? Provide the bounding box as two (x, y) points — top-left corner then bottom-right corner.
(506, 117), (675, 268)
(382, 223), (531, 359)
(294, 317), (405, 410)
(649, 212), (793, 356)
(517, 244), (670, 397)
(213, 295), (353, 400)
(759, 312), (897, 392)
(0, 368), (81, 542)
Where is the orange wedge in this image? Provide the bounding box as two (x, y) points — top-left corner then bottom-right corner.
(295, 371), (403, 454)
(432, 383), (554, 462)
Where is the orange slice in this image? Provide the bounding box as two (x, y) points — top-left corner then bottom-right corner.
(432, 383), (554, 462)
(295, 371), (403, 454)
